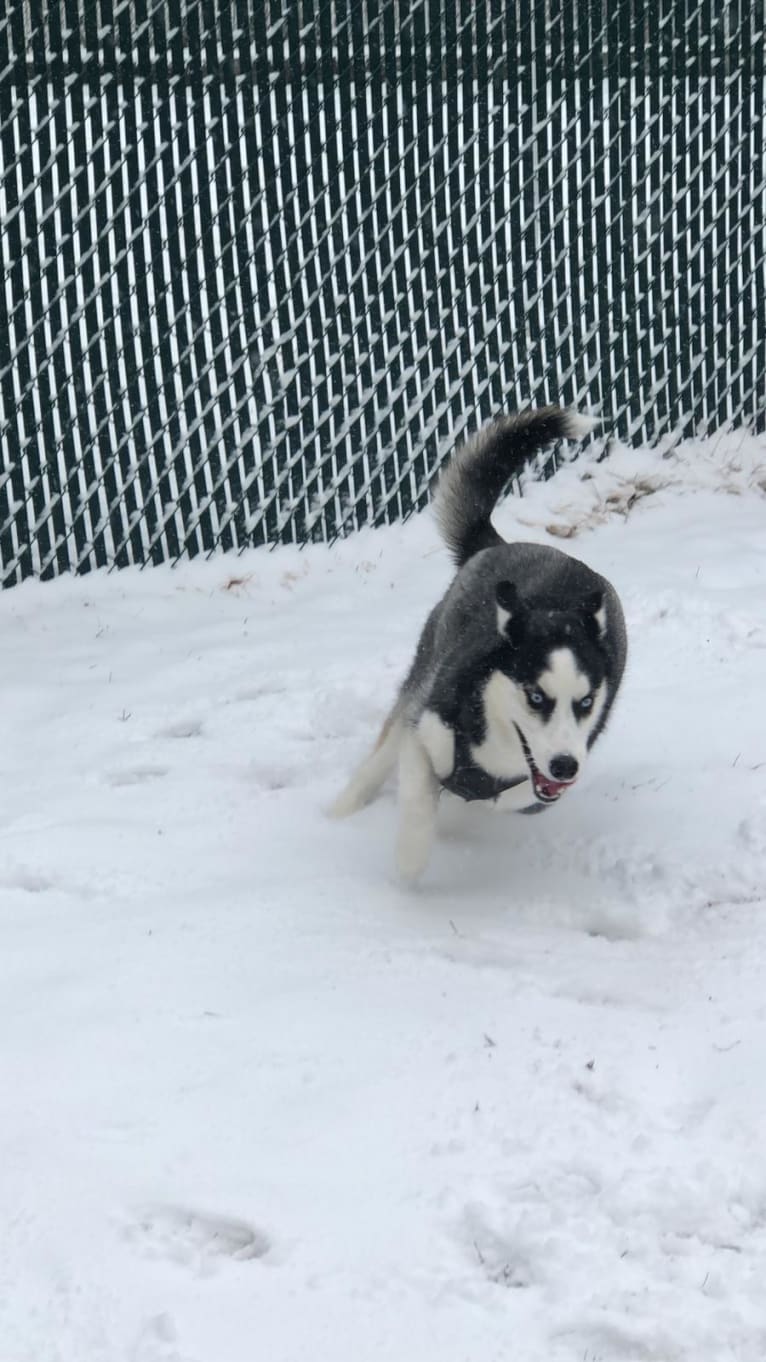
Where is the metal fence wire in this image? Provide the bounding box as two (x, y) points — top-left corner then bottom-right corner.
(0, 2), (764, 586)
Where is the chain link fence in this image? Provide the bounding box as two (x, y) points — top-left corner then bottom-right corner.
(1, 2), (764, 586)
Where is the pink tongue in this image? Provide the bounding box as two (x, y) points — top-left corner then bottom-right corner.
(536, 776), (567, 798)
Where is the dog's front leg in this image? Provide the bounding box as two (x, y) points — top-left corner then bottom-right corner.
(396, 728), (440, 882)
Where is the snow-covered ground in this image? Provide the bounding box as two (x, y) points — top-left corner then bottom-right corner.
(1, 432), (765, 1362)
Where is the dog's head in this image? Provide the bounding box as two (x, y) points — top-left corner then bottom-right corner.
(490, 579), (610, 804)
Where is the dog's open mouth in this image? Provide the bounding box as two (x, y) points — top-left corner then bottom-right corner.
(514, 725), (575, 804)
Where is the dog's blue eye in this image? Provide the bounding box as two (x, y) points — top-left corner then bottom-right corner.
(578, 695), (593, 711)
(527, 690), (545, 709)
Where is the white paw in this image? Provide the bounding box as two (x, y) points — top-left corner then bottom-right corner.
(396, 829), (431, 882)
(325, 785), (363, 819)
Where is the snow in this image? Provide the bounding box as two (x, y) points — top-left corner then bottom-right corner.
(1, 431), (766, 1362)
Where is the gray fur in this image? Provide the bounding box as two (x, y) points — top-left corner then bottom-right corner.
(399, 539), (626, 735)
(435, 407), (597, 567)
(330, 405), (627, 880)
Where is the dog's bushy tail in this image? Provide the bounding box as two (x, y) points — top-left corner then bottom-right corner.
(434, 406), (596, 568)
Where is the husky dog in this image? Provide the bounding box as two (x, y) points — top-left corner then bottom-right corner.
(331, 407), (627, 880)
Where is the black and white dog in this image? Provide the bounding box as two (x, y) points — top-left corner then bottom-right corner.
(331, 407), (627, 879)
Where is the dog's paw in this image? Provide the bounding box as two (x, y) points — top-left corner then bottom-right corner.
(396, 830), (431, 883)
(325, 785), (363, 819)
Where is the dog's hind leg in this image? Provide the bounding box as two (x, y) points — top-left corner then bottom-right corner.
(328, 704), (404, 818)
(396, 728), (440, 882)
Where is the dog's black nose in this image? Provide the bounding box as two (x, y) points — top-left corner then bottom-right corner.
(550, 754), (579, 782)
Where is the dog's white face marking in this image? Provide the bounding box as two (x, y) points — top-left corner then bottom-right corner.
(470, 649), (607, 800)
(526, 648), (607, 778)
(471, 672), (528, 779)
(538, 647), (592, 703)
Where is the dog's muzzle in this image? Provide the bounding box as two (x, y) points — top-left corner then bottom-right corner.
(514, 724), (577, 804)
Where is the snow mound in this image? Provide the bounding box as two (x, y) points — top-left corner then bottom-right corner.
(1, 431), (765, 1362)
(515, 427), (766, 537)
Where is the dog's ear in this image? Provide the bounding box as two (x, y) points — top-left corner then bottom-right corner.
(582, 589), (607, 641)
(496, 580), (525, 643)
